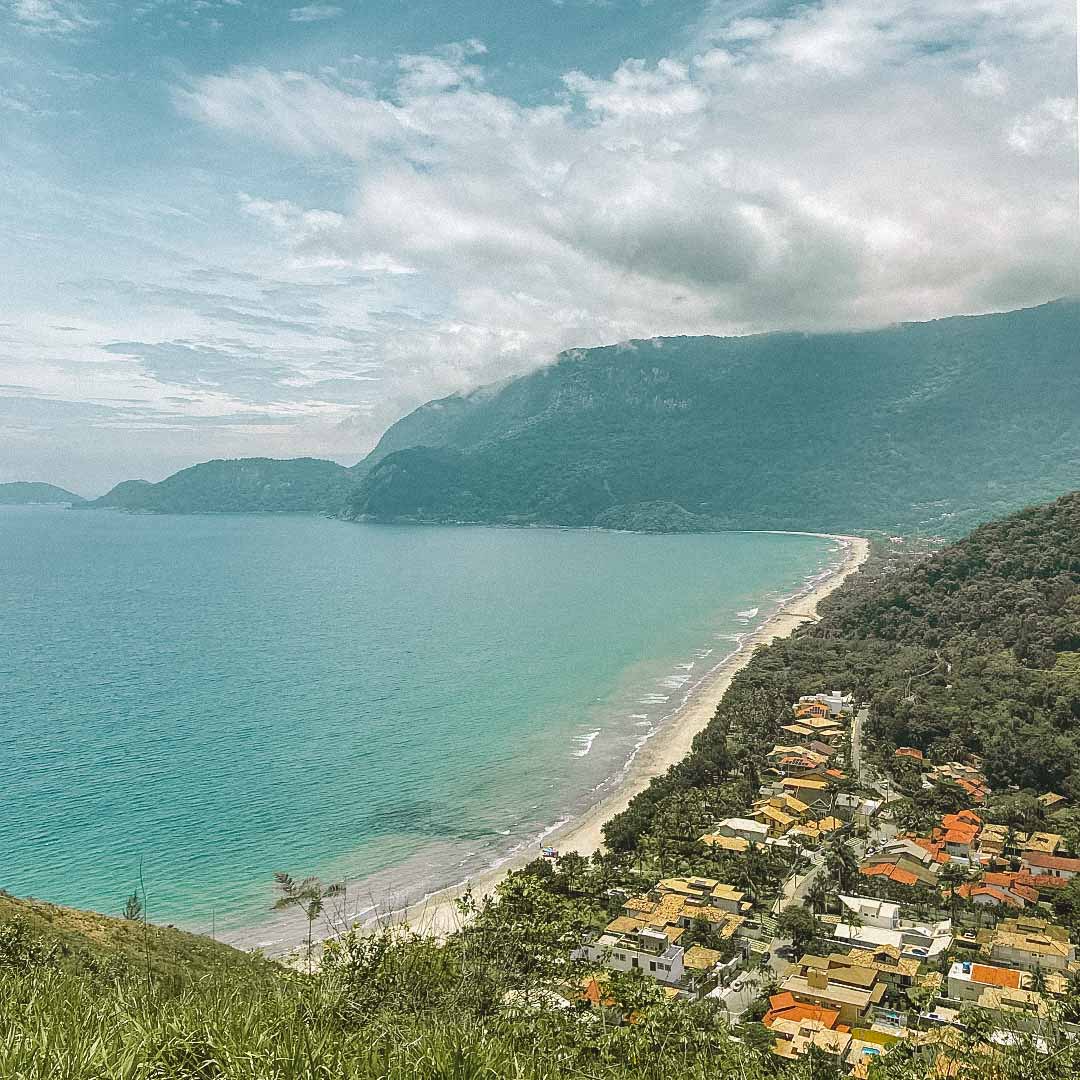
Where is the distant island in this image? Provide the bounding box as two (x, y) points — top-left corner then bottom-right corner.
(0, 481), (84, 506)
(40, 298), (1079, 535)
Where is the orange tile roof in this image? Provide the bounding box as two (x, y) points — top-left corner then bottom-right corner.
(860, 863), (919, 886)
(894, 747), (924, 760)
(1024, 852), (1080, 873)
(1016, 873), (1068, 891)
(971, 965), (1022, 990)
(958, 885), (1022, 908)
(763, 999), (842, 1030)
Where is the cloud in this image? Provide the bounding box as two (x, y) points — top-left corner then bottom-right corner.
(287, 4), (342, 22)
(8, 0), (1077, 490)
(180, 1), (1075, 356)
(9, 0), (94, 34)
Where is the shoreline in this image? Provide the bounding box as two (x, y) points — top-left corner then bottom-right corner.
(370, 531), (871, 941)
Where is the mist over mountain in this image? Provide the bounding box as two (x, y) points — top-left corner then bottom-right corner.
(345, 299), (1079, 534)
(82, 300), (1078, 533)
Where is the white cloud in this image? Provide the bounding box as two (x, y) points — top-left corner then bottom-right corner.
(8, 0), (1077, 489)
(181, 0), (1075, 359)
(10, 0), (94, 34)
(287, 4), (342, 22)
(1007, 97), (1078, 155)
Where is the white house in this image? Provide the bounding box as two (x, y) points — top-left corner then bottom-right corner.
(712, 817), (769, 846)
(833, 896), (952, 960)
(578, 918), (685, 985)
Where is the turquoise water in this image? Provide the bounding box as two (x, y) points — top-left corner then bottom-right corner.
(0, 508), (837, 947)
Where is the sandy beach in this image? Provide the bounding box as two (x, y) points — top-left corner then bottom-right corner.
(393, 531), (871, 938)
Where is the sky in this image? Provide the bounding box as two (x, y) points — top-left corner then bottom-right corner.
(1, 0), (1077, 494)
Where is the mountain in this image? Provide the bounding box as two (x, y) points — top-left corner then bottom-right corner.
(345, 299), (1079, 534)
(87, 458), (354, 514)
(0, 482), (84, 505)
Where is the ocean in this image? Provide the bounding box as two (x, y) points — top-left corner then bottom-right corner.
(0, 508), (838, 948)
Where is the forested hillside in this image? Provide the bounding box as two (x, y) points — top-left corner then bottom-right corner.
(87, 458), (354, 514)
(77, 300), (1078, 532)
(604, 490), (1080, 856)
(0, 482), (83, 505)
(347, 300), (1079, 535)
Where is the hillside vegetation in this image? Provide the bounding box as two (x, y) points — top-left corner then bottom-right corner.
(0, 481), (83, 504)
(87, 457), (353, 514)
(347, 299), (1079, 534)
(79, 300), (1078, 533)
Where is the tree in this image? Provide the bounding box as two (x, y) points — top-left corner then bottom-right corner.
(555, 851), (588, 895)
(123, 890), (143, 921)
(272, 872), (345, 974)
(777, 904), (819, 954)
(805, 874), (832, 915)
(823, 835), (859, 894)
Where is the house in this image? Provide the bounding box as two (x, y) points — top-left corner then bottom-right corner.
(762, 993), (862, 1066)
(711, 817), (769, 846)
(1021, 852), (1080, 880)
(838, 946), (921, 989)
(578, 918), (685, 985)
(754, 803), (799, 837)
(835, 793), (882, 828)
(946, 961), (1026, 1003)
(780, 777), (833, 809)
(939, 812), (982, 864)
(860, 839), (944, 887)
(1037, 792), (1066, 812)
(956, 872), (1038, 910)
(831, 895), (952, 960)
(796, 690), (854, 717)
(789, 816), (844, 847)
(1020, 832), (1063, 856)
(648, 876), (750, 916)
(699, 832), (749, 854)
(984, 917), (1077, 973)
(894, 747), (925, 762)
(780, 962), (886, 1027)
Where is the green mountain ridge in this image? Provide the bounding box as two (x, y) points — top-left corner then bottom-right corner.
(346, 299), (1079, 534)
(85, 457), (353, 514)
(0, 482), (84, 505)
(75, 299), (1078, 531)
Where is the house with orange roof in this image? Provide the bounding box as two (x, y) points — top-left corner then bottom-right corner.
(894, 747), (925, 762)
(1021, 851), (1080, 880)
(956, 884), (1025, 910)
(762, 991), (842, 1031)
(946, 961), (1024, 1002)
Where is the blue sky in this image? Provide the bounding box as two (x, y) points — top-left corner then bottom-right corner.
(2, 0), (1076, 493)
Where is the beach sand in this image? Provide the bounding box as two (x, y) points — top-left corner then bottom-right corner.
(392, 532), (871, 939)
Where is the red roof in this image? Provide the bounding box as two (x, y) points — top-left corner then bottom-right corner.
(957, 884), (1023, 908)
(1015, 873), (1069, 891)
(894, 747), (924, 760)
(1023, 852), (1080, 873)
(861, 863), (919, 886)
(971, 965), (1022, 990)
(763, 995), (842, 1031)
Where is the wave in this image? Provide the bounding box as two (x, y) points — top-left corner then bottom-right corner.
(639, 693), (670, 705)
(736, 606), (760, 619)
(572, 730), (601, 757)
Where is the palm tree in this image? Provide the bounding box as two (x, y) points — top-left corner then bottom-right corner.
(273, 872), (345, 974)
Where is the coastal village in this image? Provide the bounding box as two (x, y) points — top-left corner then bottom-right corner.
(541, 689), (1080, 1075)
